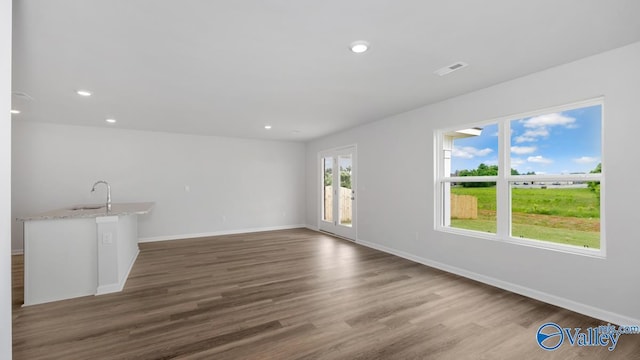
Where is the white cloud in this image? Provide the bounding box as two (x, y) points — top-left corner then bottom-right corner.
(527, 155), (553, 164)
(514, 128), (550, 143)
(522, 113), (576, 128)
(511, 157), (525, 167)
(515, 113), (576, 143)
(525, 128), (549, 137)
(573, 156), (599, 164)
(514, 136), (535, 143)
(510, 146), (537, 155)
(452, 146), (493, 159)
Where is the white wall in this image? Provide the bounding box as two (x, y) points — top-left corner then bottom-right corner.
(1, 0), (12, 357)
(306, 41), (640, 325)
(12, 123), (306, 251)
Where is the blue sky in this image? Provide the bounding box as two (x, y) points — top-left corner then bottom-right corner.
(451, 104), (602, 175)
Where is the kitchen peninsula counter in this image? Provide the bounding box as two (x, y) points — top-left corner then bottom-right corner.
(18, 202), (154, 221)
(18, 202), (154, 305)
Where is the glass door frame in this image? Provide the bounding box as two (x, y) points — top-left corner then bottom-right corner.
(318, 145), (357, 240)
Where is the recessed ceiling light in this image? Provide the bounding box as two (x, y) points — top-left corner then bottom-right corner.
(76, 90), (92, 97)
(264, 125), (272, 130)
(10, 109), (20, 114)
(105, 118), (117, 124)
(350, 41), (370, 54)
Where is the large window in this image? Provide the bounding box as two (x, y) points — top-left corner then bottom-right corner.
(436, 99), (603, 256)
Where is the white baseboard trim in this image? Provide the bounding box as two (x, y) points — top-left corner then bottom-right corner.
(305, 225), (319, 231)
(356, 238), (640, 327)
(12, 249), (24, 255)
(96, 283), (122, 295)
(96, 249), (139, 295)
(138, 224), (307, 243)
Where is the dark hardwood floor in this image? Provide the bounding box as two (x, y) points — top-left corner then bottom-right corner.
(12, 228), (640, 359)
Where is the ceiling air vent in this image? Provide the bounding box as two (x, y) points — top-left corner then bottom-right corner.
(434, 61), (469, 76)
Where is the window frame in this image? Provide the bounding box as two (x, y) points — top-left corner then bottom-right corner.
(435, 98), (605, 257)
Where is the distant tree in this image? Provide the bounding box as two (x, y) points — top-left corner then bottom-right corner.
(588, 163), (601, 203)
(458, 163), (498, 177)
(325, 166), (352, 188)
(340, 166), (352, 189)
(458, 163), (497, 187)
(324, 168), (332, 186)
(456, 165), (536, 187)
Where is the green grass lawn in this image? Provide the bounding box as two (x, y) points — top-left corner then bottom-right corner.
(450, 186), (600, 249)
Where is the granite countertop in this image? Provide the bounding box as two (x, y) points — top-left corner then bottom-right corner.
(17, 202), (155, 221)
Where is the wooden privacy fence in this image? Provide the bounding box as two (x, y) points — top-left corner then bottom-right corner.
(451, 194), (477, 219)
(324, 186), (352, 223)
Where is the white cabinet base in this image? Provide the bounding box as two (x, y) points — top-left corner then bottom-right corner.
(24, 218), (97, 306)
(23, 214), (140, 306)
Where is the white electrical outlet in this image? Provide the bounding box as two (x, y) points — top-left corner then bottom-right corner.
(102, 232), (113, 245)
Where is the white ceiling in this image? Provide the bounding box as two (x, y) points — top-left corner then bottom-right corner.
(11, 0), (640, 141)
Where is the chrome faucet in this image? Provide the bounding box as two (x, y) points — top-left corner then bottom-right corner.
(91, 180), (112, 212)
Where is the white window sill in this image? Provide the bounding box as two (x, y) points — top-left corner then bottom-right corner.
(435, 226), (605, 259)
